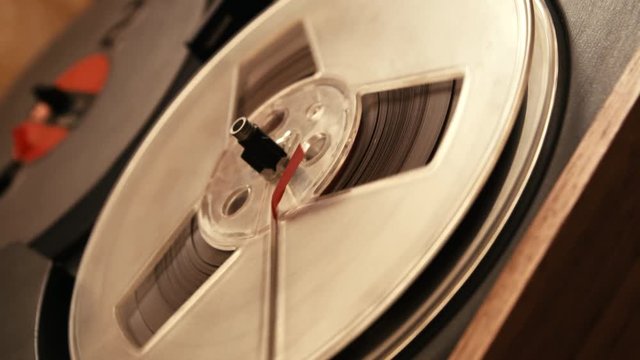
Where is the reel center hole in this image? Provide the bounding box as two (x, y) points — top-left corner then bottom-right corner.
(222, 186), (251, 217)
(261, 109), (287, 134)
(303, 133), (329, 164)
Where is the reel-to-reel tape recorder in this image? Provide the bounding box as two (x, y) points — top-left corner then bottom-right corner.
(1, 0), (639, 359)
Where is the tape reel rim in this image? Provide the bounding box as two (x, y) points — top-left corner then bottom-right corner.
(71, 1), (538, 358)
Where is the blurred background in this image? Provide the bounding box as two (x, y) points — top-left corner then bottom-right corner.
(0, 0), (91, 99)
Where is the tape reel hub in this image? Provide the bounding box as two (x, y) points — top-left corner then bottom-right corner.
(198, 78), (356, 250)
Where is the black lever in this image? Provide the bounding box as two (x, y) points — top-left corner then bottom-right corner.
(188, 0), (273, 63)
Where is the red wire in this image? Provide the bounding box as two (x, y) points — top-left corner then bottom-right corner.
(271, 145), (305, 219)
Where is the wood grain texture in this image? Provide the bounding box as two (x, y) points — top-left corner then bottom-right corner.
(0, 0), (91, 99)
(451, 47), (640, 359)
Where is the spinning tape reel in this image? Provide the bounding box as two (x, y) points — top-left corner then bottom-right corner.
(72, 0), (561, 358)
